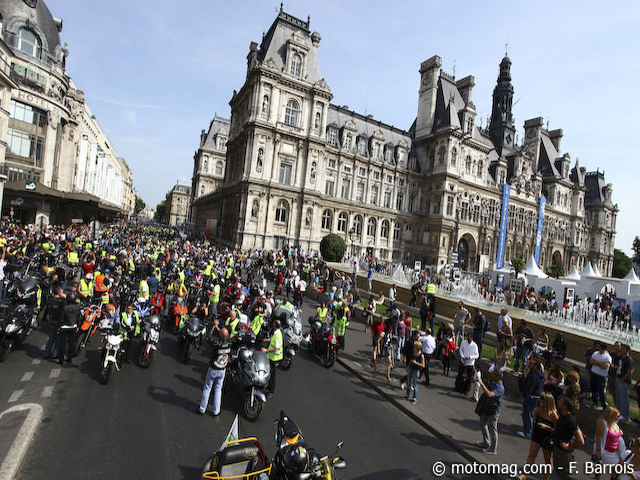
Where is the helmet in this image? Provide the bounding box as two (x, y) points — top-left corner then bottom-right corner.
(85, 273), (94, 281)
(282, 445), (308, 474)
(149, 315), (160, 327)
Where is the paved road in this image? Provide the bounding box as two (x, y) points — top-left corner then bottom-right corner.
(1, 294), (486, 480)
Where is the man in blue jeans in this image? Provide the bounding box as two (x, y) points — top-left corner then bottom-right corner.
(518, 356), (544, 438)
(198, 326), (231, 416)
(589, 342), (612, 409)
(615, 344), (634, 421)
(513, 319), (534, 373)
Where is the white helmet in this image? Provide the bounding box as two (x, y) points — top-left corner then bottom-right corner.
(85, 273), (93, 281)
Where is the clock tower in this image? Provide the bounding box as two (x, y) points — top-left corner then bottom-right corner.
(489, 55), (516, 155)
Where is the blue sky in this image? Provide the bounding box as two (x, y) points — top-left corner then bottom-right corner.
(48, 0), (639, 254)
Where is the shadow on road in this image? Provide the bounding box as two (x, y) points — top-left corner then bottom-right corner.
(178, 464), (203, 480)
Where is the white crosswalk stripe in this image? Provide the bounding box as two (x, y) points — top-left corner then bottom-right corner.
(20, 372), (34, 382)
(32, 359), (41, 365)
(49, 368), (61, 379)
(41, 386), (54, 398)
(7, 390), (24, 403)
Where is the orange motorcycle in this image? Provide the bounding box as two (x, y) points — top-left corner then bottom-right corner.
(75, 303), (116, 355)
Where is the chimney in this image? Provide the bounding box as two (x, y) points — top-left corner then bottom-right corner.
(415, 55), (442, 139)
(456, 75), (475, 106)
(549, 128), (563, 151)
(523, 117), (544, 172)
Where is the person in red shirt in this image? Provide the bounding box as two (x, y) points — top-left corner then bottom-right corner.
(371, 315), (386, 365)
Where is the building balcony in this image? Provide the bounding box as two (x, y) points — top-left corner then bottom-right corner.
(9, 65), (46, 94)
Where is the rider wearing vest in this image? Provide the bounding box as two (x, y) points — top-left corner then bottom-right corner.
(154, 267), (162, 282)
(267, 320), (283, 395)
(333, 302), (350, 350)
(128, 258), (135, 274)
(77, 274), (94, 300)
(316, 303), (328, 323)
(224, 267), (232, 280)
(250, 313), (264, 336)
(225, 310), (240, 336)
(426, 282), (436, 295)
(67, 250), (79, 265)
(139, 275), (150, 301)
(119, 304), (141, 363)
(209, 283), (220, 316)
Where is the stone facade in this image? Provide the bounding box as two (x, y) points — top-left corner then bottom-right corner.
(164, 183), (191, 227)
(192, 8), (617, 275)
(0, 34), (18, 214)
(0, 0), (134, 218)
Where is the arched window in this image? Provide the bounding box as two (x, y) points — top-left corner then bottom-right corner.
(353, 215), (362, 235)
(343, 134), (352, 150)
(275, 199), (289, 223)
(284, 100), (299, 127)
(18, 28), (42, 59)
(337, 212), (348, 232)
(290, 53), (302, 76)
(437, 146), (445, 164)
(465, 156), (472, 174)
(215, 161), (223, 175)
(321, 209), (332, 230)
(477, 160), (483, 178)
(381, 220), (390, 239)
(367, 218), (377, 237)
(451, 147), (457, 167)
(393, 222), (401, 240)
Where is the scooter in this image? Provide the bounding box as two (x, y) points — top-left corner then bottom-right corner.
(177, 316), (206, 364)
(228, 330), (270, 422)
(305, 317), (338, 369)
(98, 318), (123, 385)
(139, 314), (161, 368)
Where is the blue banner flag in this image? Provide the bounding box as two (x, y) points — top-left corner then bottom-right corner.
(534, 196), (546, 265)
(495, 184), (511, 269)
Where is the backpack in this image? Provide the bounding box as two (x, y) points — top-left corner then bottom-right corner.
(484, 319), (491, 333)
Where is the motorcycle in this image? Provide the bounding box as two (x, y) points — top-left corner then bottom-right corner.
(0, 273), (41, 362)
(177, 315), (206, 364)
(169, 296), (189, 334)
(98, 318), (123, 385)
(281, 314), (302, 371)
(138, 314), (161, 368)
(75, 303), (115, 355)
(305, 317), (337, 369)
(272, 410), (346, 479)
(228, 330), (270, 422)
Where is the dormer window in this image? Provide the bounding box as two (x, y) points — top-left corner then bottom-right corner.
(327, 128), (338, 147)
(18, 28), (42, 59)
(372, 143), (380, 158)
(343, 134), (352, 150)
(384, 147), (394, 163)
(358, 138), (367, 156)
(290, 53), (302, 77)
(217, 137), (227, 149)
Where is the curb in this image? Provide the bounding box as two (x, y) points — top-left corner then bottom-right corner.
(336, 356), (505, 480)
(0, 403), (43, 480)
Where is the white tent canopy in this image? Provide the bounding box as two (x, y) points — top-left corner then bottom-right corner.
(623, 268), (640, 284)
(581, 261), (597, 278)
(563, 267), (581, 281)
(524, 255), (548, 278)
(592, 263), (602, 277)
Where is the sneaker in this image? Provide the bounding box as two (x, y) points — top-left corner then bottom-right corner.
(196, 407), (205, 415)
(517, 431), (530, 439)
(483, 448), (497, 455)
(400, 382), (406, 390)
(476, 441), (489, 448)
(411, 399), (417, 405)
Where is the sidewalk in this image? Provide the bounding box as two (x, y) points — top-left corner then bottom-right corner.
(337, 317), (596, 480)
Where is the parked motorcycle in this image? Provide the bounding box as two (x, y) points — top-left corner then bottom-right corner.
(305, 318), (338, 369)
(177, 316), (206, 364)
(228, 330), (270, 421)
(75, 304), (115, 355)
(139, 314), (161, 368)
(272, 410), (346, 479)
(0, 272), (41, 362)
(98, 318), (123, 385)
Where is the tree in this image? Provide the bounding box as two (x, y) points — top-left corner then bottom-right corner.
(510, 257), (525, 276)
(633, 237), (640, 265)
(134, 196), (146, 215)
(548, 263), (564, 279)
(613, 248), (632, 278)
(320, 234), (346, 262)
(154, 200), (166, 222)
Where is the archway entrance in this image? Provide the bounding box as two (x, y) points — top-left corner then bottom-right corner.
(457, 234), (477, 272)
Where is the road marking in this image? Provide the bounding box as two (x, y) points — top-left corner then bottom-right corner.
(41, 386), (54, 398)
(32, 358), (41, 365)
(7, 390), (23, 403)
(0, 403), (44, 480)
(20, 372), (34, 382)
(49, 368), (61, 379)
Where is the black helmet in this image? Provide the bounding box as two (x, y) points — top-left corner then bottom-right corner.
(282, 445), (308, 473)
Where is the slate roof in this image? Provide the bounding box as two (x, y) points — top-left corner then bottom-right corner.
(201, 116), (230, 150)
(0, 0), (62, 58)
(584, 171), (608, 204)
(537, 133), (561, 177)
(257, 10), (323, 85)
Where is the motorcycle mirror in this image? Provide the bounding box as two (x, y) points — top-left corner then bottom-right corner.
(337, 441), (344, 450)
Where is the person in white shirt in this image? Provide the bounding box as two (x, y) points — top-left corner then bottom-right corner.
(590, 342), (612, 408)
(419, 329), (436, 386)
(497, 308), (512, 345)
(471, 362), (482, 401)
(389, 284), (397, 311)
(457, 332), (479, 395)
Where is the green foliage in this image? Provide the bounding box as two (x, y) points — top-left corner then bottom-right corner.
(548, 263), (564, 279)
(633, 237), (640, 265)
(134, 196), (146, 214)
(319, 234), (347, 262)
(510, 257), (525, 276)
(613, 248), (632, 278)
(154, 200), (166, 222)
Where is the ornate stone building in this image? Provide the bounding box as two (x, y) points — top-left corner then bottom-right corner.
(0, 0), (135, 221)
(164, 183), (191, 227)
(192, 7), (617, 275)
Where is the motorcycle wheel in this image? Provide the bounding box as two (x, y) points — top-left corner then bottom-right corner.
(324, 350), (336, 369)
(0, 339), (10, 362)
(243, 394), (263, 422)
(307, 338), (314, 353)
(74, 334), (85, 356)
(183, 343), (192, 364)
(138, 347), (155, 368)
(281, 352), (293, 370)
(99, 362), (113, 385)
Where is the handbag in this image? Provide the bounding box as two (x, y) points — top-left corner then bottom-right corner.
(475, 392), (498, 416)
(541, 435), (554, 451)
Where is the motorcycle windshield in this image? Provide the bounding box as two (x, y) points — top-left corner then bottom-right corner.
(252, 350), (270, 371)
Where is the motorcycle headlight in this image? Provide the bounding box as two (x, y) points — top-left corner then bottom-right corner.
(5, 320), (17, 334)
(330, 337), (337, 344)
